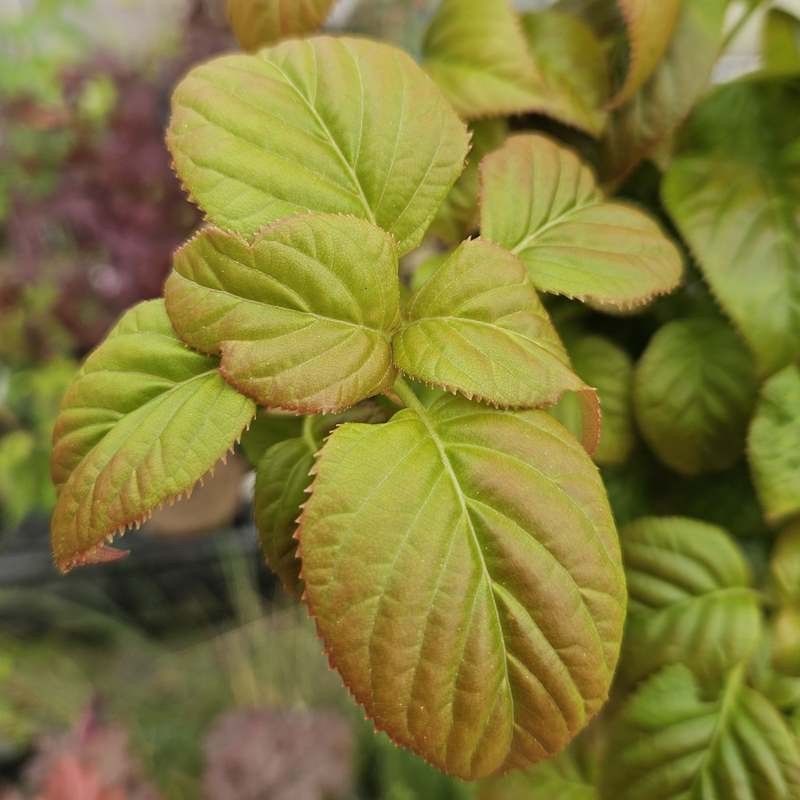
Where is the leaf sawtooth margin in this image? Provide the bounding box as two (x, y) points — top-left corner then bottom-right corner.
(50, 300), (256, 573)
(297, 391), (626, 779)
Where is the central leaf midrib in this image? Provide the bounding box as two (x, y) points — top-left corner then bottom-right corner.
(509, 199), (598, 255)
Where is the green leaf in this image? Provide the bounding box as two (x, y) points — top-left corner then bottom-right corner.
(550, 335), (635, 466)
(600, 664), (800, 800)
(620, 516), (762, 684)
(421, 0), (603, 133)
(480, 134), (682, 307)
(165, 213), (400, 413)
(772, 521), (800, 605)
(773, 606), (800, 676)
(298, 389), (626, 779)
(600, 0), (729, 183)
(750, 625), (800, 712)
(662, 76), (800, 376)
(608, 0), (680, 107)
(225, 0), (334, 51)
(520, 9), (609, 135)
(763, 9), (800, 74)
(748, 365), (800, 525)
(50, 300), (256, 573)
(167, 36), (469, 255)
(392, 238), (598, 446)
(430, 118), (507, 244)
(239, 411), (303, 467)
(633, 319), (758, 476)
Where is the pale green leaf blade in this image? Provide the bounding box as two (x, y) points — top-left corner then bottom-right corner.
(421, 0), (603, 133)
(520, 9), (609, 135)
(225, 0), (334, 51)
(609, 0), (680, 107)
(298, 392), (626, 779)
(599, 664), (800, 800)
(633, 318), (758, 476)
(167, 36), (469, 255)
(749, 365), (800, 524)
(393, 239), (598, 435)
(600, 0), (729, 183)
(480, 134), (682, 307)
(550, 335), (635, 466)
(620, 516), (762, 684)
(165, 213), (400, 413)
(50, 300), (256, 573)
(763, 9), (800, 74)
(662, 77), (800, 376)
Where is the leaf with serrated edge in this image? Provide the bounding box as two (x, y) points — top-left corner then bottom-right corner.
(225, 0), (334, 51)
(663, 77), (800, 376)
(749, 365), (800, 525)
(422, 0), (602, 133)
(551, 335), (635, 466)
(50, 300), (256, 573)
(600, 664), (800, 800)
(167, 36), (469, 255)
(480, 134), (682, 307)
(620, 516), (761, 684)
(609, 0), (680, 108)
(165, 213), (400, 414)
(298, 391), (626, 779)
(393, 238), (599, 450)
(634, 319), (758, 476)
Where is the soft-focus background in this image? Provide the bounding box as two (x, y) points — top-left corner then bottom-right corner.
(0, 1), (796, 798)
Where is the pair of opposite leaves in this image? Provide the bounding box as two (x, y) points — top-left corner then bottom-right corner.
(51, 35), (681, 779)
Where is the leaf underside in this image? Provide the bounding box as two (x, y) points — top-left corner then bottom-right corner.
(480, 134), (682, 307)
(225, 0), (334, 51)
(298, 394), (625, 779)
(167, 35), (470, 255)
(165, 213), (400, 413)
(50, 300), (256, 573)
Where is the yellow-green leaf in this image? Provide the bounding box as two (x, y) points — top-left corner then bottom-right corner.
(50, 301), (256, 573)
(167, 36), (469, 255)
(299, 391), (626, 779)
(763, 9), (800, 74)
(225, 0), (334, 51)
(480, 134), (682, 307)
(165, 214), (400, 413)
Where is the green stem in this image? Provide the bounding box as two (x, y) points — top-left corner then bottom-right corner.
(302, 415), (318, 453)
(392, 375), (424, 412)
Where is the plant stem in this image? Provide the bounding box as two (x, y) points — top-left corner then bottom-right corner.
(722, 0), (769, 52)
(302, 415), (318, 453)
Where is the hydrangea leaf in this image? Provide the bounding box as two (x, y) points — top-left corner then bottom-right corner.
(50, 300), (256, 573)
(519, 10), (609, 135)
(298, 391), (626, 779)
(430, 118), (507, 244)
(165, 213), (401, 413)
(748, 365), (800, 525)
(167, 36), (469, 255)
(609, 0), (680, 108)
(763, 9), (800, 74)
(663, 77), (800, 376)
(750, 626), (800, 712)
(239, 411), (303, 467)
(620, 516), (762, 684)
(600, 0), (728, 183)
(225, 0), (334, 51)
(550, 335), (635, 466)
(480, 134), (682, 307)
(772, 522), (800, 605)
(600, 664), (800, 800)
(421, 0), (603, 133)
(633, 319), (758, 476)
(773, 606), (800, 677)
(393, 238), (599, 448)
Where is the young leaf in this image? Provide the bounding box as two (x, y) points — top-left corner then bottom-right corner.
(520, 9), (610, 135)
(239, 411), (303, 467)
(600, 0), (729, 183)
(608, 0), (680, 108)
(633, 319), (758, 476)
(479, 134), (682, 307)
(225, 0), (334, 51)
(165, 213), (400, 413)
(663, 77), (800, 376)
(167, 36), (469, 255)
(392, 238), (598, 445)
(421, 0), (603, 133)
(763, 9), (800, 74)
(600, 664), (800, 800)
(50, 301), (256, 573)
(550, 335), (635, 466)
(620, 516), (762, 684)
(298, 390), (626, 779)
(748, 365), (800, 525)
